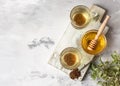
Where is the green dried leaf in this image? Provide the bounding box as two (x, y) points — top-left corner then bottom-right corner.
(91, 73), (97, 80)
(91, 52), (120, 86)
(97, 81), (103, 85)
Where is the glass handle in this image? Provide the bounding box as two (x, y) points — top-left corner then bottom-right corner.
(53, 52), (60, 58)
(91, 11), (99, 21)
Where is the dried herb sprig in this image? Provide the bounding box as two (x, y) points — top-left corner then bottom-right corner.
(91, 51), (120, 86)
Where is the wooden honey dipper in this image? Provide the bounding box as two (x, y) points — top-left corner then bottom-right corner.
(87, 15), (110, 51)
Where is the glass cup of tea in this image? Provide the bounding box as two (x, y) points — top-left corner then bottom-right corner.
(70, 5), (98, 29)
(60, 47), (81, 70)
(81, 30), (107, 55)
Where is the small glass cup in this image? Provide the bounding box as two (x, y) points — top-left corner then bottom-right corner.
(60, 47), (81, 70)
(81, 30), (107, 55)
(70, 5), (91, 29)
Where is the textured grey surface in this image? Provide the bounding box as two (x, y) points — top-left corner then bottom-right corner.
(0, 0), (120, 86)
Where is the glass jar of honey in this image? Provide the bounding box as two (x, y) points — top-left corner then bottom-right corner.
(81, 30), (107, 55)
(60, 47), (81, 70)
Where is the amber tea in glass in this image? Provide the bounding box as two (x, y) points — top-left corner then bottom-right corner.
(60, 47), (81, 70)
(70, 5), (91, 29)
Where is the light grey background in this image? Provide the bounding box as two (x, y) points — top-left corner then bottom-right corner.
(0, 0), (120, 86)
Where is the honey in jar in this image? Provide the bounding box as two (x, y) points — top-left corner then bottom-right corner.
(81, 30), (107, 55)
